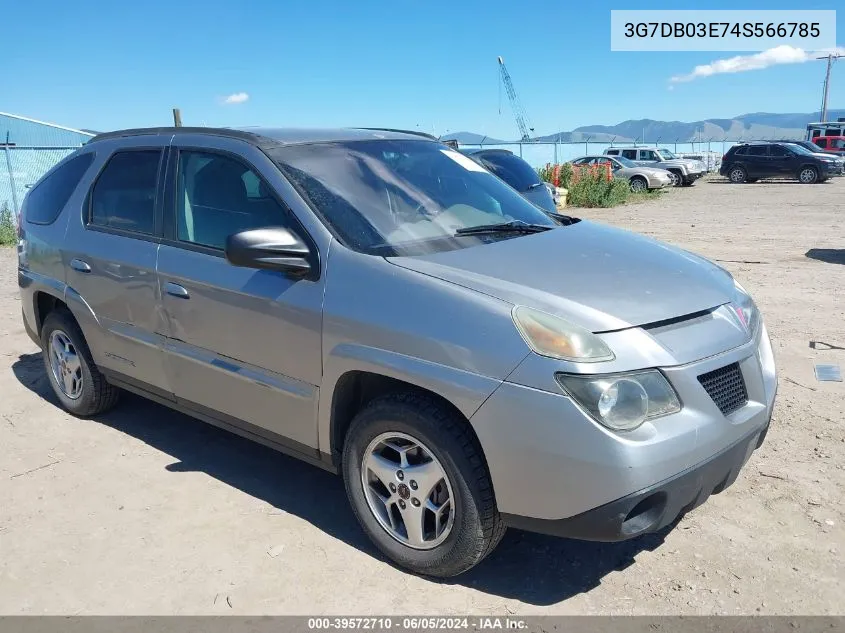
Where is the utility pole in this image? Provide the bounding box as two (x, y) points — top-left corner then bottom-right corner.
(817, 53), (843, 122)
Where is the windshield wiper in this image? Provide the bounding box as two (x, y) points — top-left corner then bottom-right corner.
(455, 221), (554, 236)
(525, 182), (546, 191)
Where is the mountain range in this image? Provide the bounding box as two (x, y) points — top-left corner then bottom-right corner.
(442, 110), (845, 144)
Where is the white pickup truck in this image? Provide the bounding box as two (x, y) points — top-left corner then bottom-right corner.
(603, 147), (706, 186)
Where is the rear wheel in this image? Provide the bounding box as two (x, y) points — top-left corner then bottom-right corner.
(798, 166), (819, 184)
(728, 166), (747, 183)
(342, 393), (505, 577)
(629, 176), (648, 192)
(40, 309), (120, 417)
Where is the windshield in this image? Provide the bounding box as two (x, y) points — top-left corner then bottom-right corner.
(269, 140), (557, 255)
(614, 156), (637, 168)
(656, 149), (677, 160)
(829, 139), (845, 150)
(475, 152), (543, 191)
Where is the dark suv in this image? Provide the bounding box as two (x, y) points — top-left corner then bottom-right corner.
(720, 142), (839, 184)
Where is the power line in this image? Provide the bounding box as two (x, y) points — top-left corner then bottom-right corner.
(817, 53), (843, 122)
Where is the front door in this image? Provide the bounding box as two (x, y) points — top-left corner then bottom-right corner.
(156, 137), (324, 453)
(768, 144), (793, 176)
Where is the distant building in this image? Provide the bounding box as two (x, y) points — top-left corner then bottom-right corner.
(1, 112), (94, 216)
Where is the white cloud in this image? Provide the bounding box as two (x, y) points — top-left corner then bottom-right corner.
(670, 45), (845, 83)
(222, 92), (249, 105)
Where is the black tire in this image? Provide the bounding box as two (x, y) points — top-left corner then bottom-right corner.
(342, 392), (505, 577)
(680, 177), (696, 186)
(40, 308), (120, 417)
(798, 166), (818, 184)
(629, 176), (648, 192)
(728, 165), (747, 183)
(667, 170), (682, 187)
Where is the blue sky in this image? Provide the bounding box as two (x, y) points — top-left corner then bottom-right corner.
(5, 0), (843, 139)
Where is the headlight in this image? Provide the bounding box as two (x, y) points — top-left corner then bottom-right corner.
(512, 306), (614, 362)
(732, 280), (760, 336)
(556, 370), (681, 431)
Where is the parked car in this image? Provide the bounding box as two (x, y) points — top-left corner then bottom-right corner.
(812, 135), (845, 155)
(603, 146), (705, 186)
(18, 127), (776, 577)
(570, 155), (673, 191)
(720, 142), (840, 183)
(776, 141), (845, 175)
(459, 148), (557, 213)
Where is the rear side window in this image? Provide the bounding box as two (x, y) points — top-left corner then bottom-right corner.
(746, 145), (768, 157)
(477, 153), (540, 192)
(89, 150), (161, 235)
(606, 149), (619, 156)
(25, 153), (94, 225)
(621, 149), (637, 159)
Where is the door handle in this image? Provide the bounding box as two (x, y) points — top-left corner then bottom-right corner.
(70, 259), (91, 273)
(164, 282), (190, 299)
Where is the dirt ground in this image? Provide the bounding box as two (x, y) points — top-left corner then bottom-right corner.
(1, 177), (843, 615)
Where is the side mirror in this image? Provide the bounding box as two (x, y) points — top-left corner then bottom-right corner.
(225, 227), (312, 276)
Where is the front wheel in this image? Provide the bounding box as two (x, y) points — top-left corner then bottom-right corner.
(342, 393), (505, 577)
(798, 166), (819, 184)
(629, 176), (648, 192)
(667, 170), (682, 186)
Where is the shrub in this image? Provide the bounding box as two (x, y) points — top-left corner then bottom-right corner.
(566, 168), (630, 208)
(537, 162), (574, 189)
(0, 203), (16, 246)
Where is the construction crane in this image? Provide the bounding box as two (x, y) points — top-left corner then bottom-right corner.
(497, 56), (534, 142)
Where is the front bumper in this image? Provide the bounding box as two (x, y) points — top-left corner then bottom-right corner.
(647, 173), (673, 188)
(502, 420), (769, 541)
(469, 324), (777, 532)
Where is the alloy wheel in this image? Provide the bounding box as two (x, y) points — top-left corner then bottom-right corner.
(48, 330), (83, 399)
(361, 432), (455, 550)
(799, 168), (817, 184)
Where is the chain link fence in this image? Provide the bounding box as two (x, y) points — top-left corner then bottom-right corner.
(455, 140), (758, 172)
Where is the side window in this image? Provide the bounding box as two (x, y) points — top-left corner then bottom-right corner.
(815, 138), (827, 148)
(26, 153), (94, 225)
(746, 145), (768, 157)
(733, 146), (747, 156)
(89, 150), (161, 234)
(606, 149), (619, 156)
(640, 150), (658, 161)
(770, 145), (789, 157)
(621, 149), (637, 159)
(176, 151), (288, 250)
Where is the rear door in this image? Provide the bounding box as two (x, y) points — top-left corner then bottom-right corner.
(743, 145), (769, 178)
(768, 144), (793, 176)
(61, 136), (171, 394)
(156, 134), (325, 453)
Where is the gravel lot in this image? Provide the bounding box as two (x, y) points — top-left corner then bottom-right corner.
(1, 177), (843, 615)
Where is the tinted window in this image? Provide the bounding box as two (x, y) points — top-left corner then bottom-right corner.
(732, 146), (747, 156)
(477, 152), (540, 192)
(177, 151), (289, 250)
(770, 145), (790, 157)
(90, 151), (161, 234)
(25, 153), (94, 225)
(746, 145), (768, 157)
(606, 149), (619, 156)
(621, 149), (637, 159)
(815, 138), (828, 148)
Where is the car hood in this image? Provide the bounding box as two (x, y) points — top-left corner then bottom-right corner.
(388, 221), (735, 332)
(654, 158), (701, 169)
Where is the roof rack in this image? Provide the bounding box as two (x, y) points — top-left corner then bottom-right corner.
(88, 127), (261, 144)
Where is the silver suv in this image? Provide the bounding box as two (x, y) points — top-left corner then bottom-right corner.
(18, 127), (776, 577)
(604, 147), (706, 186)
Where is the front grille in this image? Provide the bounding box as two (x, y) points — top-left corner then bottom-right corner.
(698, 362), (748, 416)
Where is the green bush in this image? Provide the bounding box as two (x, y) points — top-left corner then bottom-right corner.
(566, 169), (630, 208)
(0, 203), (16, 246)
